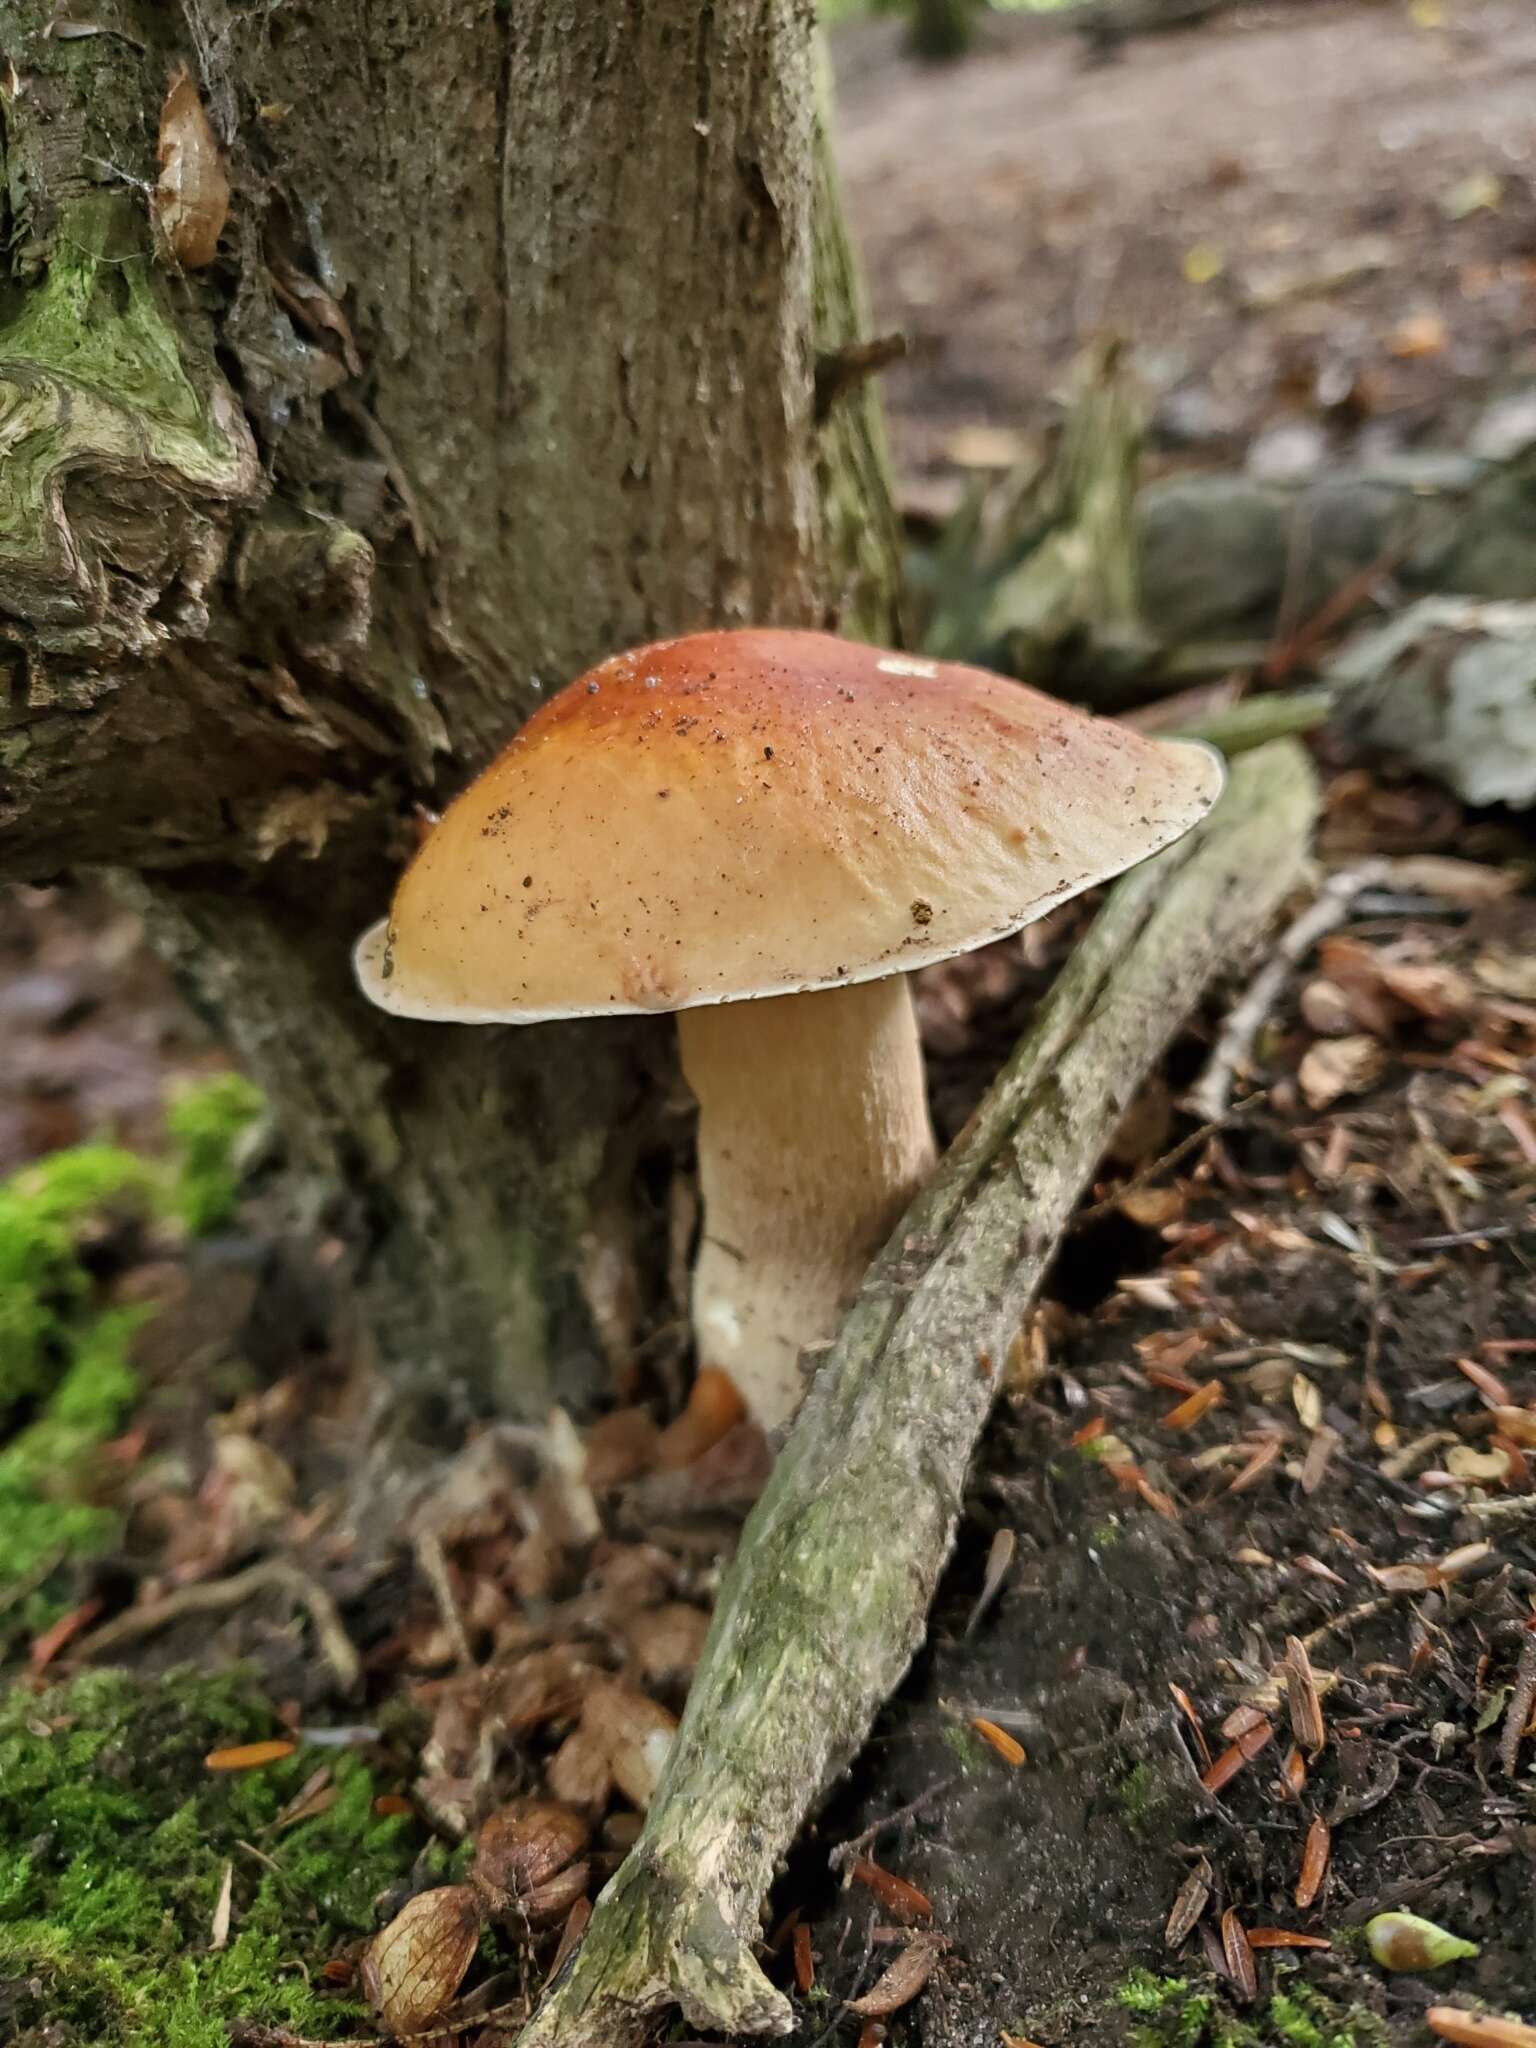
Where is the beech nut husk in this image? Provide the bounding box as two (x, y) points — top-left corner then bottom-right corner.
(361, 1883), (481, 2034)
(470, 1799), (591, 1925)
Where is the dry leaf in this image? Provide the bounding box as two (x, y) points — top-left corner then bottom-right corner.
(794, 1921), (815, 1993)
(623, 1602), (710, 1687)
(1162, 1380), (1224, 1430)
(1389, 312), (1448, 358)
(546, 1723), (613, 1814)
(267, 254), (362, 376)
(850, 1858), (934, 1925)
(1221, 1906), (1257, 2003)
(1284, 1636), (1327, 1758)
(1296, 1814), (1330, 1908)
(845, 1937), (944, 2018)
(1292, 1375), (1323, 1432)
(1247, 1928), (1332, 1950)
(471, 1801), (590, 1926)
(1299, 1035), (1386, 1110)
(153, 65), (229, 269)
(361, 1885), (481, 2036)
(581, 1685), (677, 1808)
(1164, 1857), (1211, 1948)
(1445, 1446), (1511, 1484)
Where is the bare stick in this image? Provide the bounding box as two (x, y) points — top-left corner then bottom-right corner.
(75, 1559), (362, 1693)
(515, 741), (1320, 2048)
(1185, 857), (1387, 1121)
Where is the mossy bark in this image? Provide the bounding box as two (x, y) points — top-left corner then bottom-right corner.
(0, 2), (900, 1419)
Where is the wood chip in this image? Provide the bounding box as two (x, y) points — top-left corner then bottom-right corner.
(1284, 1636), (1327, 1758)
(971, 1717), (1026, 1766)
(1295, 1814), (1330, 1907)
(1221, 1906), (1257, 2003)
(845, 1937), (944, 2018)
(205, 1739), (297, 1772)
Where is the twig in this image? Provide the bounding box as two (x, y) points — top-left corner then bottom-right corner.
(814, 332), (907, 423)
(514, 742), (1320, 2048)
(827, 1775), (960, 1873)
(74, 1559), (362, 1692)
(1301, 1593), (1397, 1653)
(1185, 859), (1388, 1121)
(1073, 1089), (1266, 1227)
(1498, 1632), (1536, 1778)
(415, 1528), (477, 1670)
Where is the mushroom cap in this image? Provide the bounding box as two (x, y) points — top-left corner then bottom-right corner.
(356, 629), (1223, 1022)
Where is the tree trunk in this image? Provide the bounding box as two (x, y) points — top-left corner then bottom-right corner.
(0, 3), (900, 1422)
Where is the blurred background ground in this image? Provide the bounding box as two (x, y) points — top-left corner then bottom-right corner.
(835, 0), (1536, 500)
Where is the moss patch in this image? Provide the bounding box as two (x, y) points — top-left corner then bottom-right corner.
(1116, 1967), (1388, 2048)
(0, 1667), (431, 2046)
(0, 1076), (265, 1608)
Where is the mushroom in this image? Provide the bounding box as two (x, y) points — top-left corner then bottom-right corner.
(355, 630), (1222, 1430)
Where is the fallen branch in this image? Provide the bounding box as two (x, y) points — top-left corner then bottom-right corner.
(74, 1558), (362, 1694)
(514, 740), (1319, 2048)
(1185, 857), (1388, 1122)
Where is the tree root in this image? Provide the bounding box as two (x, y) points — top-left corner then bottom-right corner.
(519, 740), (1321, 2048)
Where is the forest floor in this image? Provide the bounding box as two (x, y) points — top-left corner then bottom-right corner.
(3, 5), (1536, 2047)
(834, 0), (1536, 504)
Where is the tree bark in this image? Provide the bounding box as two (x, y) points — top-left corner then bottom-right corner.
(0, 2), (900, 1418)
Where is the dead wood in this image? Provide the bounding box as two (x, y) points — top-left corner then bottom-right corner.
(514, 739), (1321, 2047)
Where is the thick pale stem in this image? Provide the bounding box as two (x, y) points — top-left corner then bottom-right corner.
(677, 978), (937, 1428)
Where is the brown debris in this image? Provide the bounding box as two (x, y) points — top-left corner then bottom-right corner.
(845, 1936), (945, 2018)
(1283, 1635), (1327, 1758)
(850, 1858), (935, 1924)
(1220, 1906), (1257, 2003)
(1285, 1802), (1330, 1906)
(1164, 1857), (1212, 1949)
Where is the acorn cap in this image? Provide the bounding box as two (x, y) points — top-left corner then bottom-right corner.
(355, 629), (1223, 1022)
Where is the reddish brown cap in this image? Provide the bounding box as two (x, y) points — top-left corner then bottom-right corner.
(355, 629), (1222, 1021)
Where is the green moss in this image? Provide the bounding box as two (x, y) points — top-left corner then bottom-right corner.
(0, 1075), (266, 1605)
(0, 1668), (429, 2046)
(163, 1073), (266, 1235)
(1116, 1968), (1385, 2048)
(1115, 1761), (1170, 1835)
(1119, 1970), (1189, 2013)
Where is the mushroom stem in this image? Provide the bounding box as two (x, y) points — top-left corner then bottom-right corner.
(677, 976), (936, 1429)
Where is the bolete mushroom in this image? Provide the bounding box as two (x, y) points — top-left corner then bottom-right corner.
(355, 630), (1222, 1429)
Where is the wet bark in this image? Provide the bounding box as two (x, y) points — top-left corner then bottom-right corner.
(0, 2), (900, 1419)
